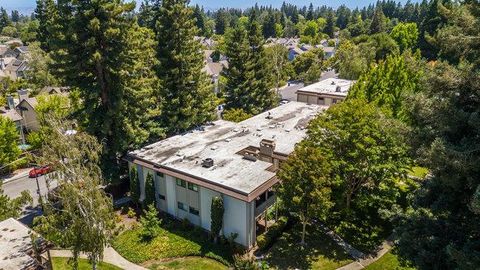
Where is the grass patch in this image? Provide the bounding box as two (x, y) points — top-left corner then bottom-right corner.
(407, 166), (429, 179)
(51, 257), (122, 270)
(264, 223), (353, 270)
(112, 221), (232, 266)
(365, 251), (415, 270)
(147, 257), (228, 270)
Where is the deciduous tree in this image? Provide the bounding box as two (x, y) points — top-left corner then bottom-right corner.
(277, 145), (333, 245)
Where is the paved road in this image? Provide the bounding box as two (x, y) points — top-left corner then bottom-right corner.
(3, 174), (57, 202)
(3, 174), (58, 225)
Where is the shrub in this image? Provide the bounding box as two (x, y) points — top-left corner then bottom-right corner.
(256, 216), (288, 251)
(127, 207), (136, 218)
(211, 196), (224, 243)
(140, 204), (162, 240)
(233, 254), (260, 270)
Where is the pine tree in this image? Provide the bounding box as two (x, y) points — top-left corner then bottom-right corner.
(193, 5), (206, 36)
(243, 12), (277, 114)
(370, 6), (387, 34)
(35, 0), (60, 52)
(306, 3), (315, 20)
(155, 0), (216, 134)
(324, 11), (335, 38)
(49, 0), (160, 181)
(11, 10), (20, 23)
(0, 8), (11, 30)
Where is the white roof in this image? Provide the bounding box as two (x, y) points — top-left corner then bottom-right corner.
(0, 218), (36, 270)
(129, 102), (326, 195)
(297, 78), (355, 97)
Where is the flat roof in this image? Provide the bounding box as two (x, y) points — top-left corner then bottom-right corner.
(0, 218), (36, 270)
(297, 78), (355, 97)
(129, 102), (326, 196)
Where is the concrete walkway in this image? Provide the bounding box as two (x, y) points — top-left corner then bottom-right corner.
(50, 247), (147, 270)
(336, 240), (393, 270)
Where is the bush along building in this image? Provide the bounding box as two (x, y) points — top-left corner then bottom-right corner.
(126, 102), (326, 247)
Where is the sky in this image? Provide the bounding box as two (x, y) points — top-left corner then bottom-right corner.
(0, 0), (420, 14)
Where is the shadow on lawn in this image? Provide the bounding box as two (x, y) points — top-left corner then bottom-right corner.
(160, 216), (234, 263)
(265, 224), (352, 270)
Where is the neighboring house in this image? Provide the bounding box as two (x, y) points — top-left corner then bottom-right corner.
(322, 46), (336, 59)
(15, 89), (39, 131)
(0, 218), (49, 270)
(40, 86), (69, 95)
(0, 45), (18, 58)
(195, 36), (216, 49)
(296, 78), (355, 106)
(288, 47), (304, 61)
(126, 102), (326, 247)
(2, 59), (29, 80)
(14, 46), (29, 60)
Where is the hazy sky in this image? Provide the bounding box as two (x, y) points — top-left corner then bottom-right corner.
(0, 0), (421, 14)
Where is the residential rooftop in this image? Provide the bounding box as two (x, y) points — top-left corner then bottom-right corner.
(129, 102), (326, 196)
(0, 218), (36, 270)
(297, 78), (355, 97)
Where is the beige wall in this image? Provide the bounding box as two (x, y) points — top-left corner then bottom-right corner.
(297, 93), (346, 106)
(17, 101), (39, 131)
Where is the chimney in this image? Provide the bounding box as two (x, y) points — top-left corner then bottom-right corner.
(259, 139), (275, 157)
(17, 89), (28, 101)
(6, 95), (14, 109)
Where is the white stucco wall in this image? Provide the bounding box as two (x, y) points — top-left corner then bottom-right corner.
(223, 195), (249, 246)
(165, 174), (177, 216)
(199, 187), (221, 231)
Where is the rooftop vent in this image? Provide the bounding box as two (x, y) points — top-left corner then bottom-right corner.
(331, 81), (336, 85)
(266, 112), (273, 119)
(335, 86), (342, 92)
(243, 149), (258, 162)
(202, 158), (214, 168)
(260, 139), (276, 157)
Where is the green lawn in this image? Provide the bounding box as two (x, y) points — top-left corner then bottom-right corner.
(365, 251), (415, 270)
(264, 224), (353, 270)
(147, 257), (228, 270)
(407, 166), (429, 179)
(51, 257), (122, 270)
(112, 222), (231, 266)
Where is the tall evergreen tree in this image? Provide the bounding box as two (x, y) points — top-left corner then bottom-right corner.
(0, 8), (11, 30)
(243, 11), (277, 114)
(193, 5), (206, 36)
(155, 0), (216, 133)
(324, 11), (335, 38)
(223, 26), (249, 111)
(11, 10), (20, 23)
(49, 0), (161, 181)
(35, 0), (59, 52)
(370, 6), (387, 34)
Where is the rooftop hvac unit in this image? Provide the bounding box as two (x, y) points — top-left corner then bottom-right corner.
(202, 158), (214, 168)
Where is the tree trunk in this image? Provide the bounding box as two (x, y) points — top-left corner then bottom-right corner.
(346, 191), (352, 209)
(300, 212), (307, 245)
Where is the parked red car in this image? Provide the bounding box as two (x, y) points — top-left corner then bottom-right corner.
(29, 166), (52, 178)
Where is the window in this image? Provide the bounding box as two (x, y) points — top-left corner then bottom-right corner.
(177, 202), (186, 211)
(176, 178), (186, 188)
(158, 194), (165, 200)
(189, 206), (199, 216)
(188, 182), (198, 192)
(156, 172), (164, 178)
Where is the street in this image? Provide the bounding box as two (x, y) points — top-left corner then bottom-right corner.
(2, 174), (58, 225)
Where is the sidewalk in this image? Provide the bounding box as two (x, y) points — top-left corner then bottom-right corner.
(0, 167), (31, 183)
(50, 247), (147, 270)
(336, 240), (393, 270)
